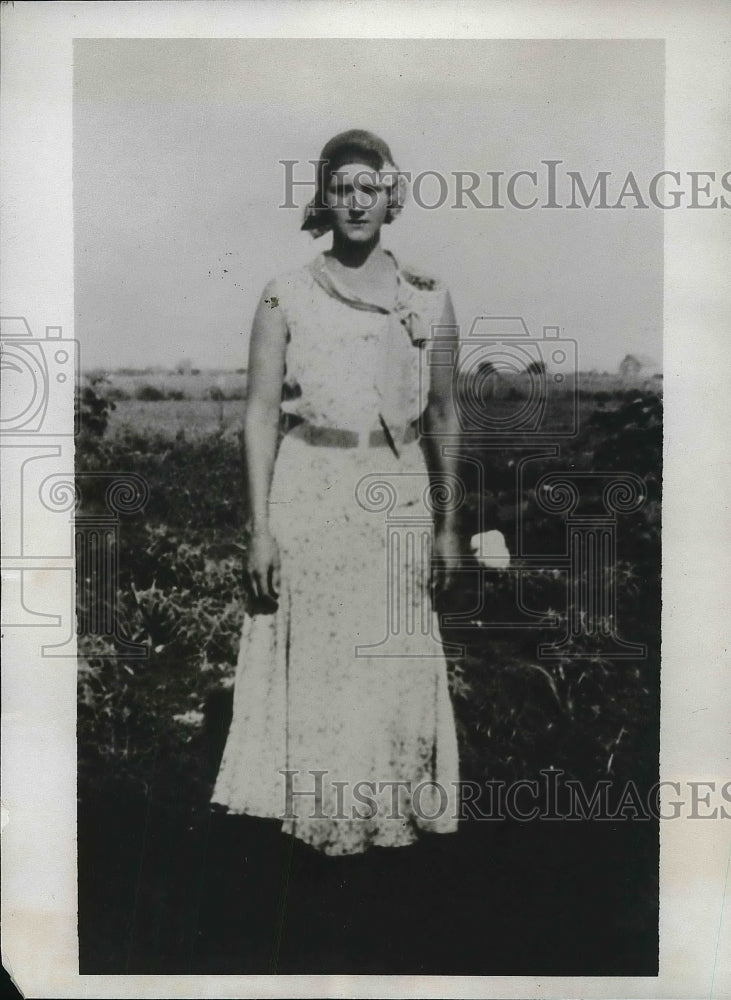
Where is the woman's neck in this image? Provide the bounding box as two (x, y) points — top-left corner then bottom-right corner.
(329, 233), (384, 269)
(324, 236), (397, 309)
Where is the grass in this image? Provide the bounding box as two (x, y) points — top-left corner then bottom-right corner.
(98, 369), (248, 400)
(76, 371), (662, 974)
(108, 398), (245, 439)
(80, 371), (661, 789)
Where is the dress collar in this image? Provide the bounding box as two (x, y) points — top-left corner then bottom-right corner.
(308, 250), (428, 346)
(308, 250), (406, 315)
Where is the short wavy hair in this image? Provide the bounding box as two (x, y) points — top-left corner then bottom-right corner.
(301, 129), (408, 238)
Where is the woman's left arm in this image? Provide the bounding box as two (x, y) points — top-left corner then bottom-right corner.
(421, 289), (464, 592)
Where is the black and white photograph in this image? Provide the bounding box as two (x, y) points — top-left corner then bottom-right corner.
(1, 3), (730, 997)
(73, 34), (665, 976)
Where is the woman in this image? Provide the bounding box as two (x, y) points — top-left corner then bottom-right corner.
(211, 129), (463, 857)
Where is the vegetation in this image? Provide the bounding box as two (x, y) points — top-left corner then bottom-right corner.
(78, 372), (660, 799)
(77, 371), (661, 972)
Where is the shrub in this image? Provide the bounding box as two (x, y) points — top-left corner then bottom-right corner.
(104, 385), (131, 402)
(77, 375), (116, 440)
(135, 383), (166, 401)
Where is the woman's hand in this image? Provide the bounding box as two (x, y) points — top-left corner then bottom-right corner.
(246, 526), (281, 605)
(431, 526), (463, 608)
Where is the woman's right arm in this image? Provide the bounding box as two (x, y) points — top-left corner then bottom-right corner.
(244, 281), (288, 602)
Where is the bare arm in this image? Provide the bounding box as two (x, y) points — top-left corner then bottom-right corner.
(244, 281), (288, 602)
(420, 290), (464, 592)
(421, 290), (462, 531)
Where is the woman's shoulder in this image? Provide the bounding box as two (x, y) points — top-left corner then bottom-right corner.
(259, 262), (320, 319)
(264, 260), (317, 296)
(397, 259), (446, 294)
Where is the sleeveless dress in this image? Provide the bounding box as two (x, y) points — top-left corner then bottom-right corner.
(211, 251), (460, 856)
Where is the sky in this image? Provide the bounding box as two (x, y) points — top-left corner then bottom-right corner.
(74, 38), (664, 373)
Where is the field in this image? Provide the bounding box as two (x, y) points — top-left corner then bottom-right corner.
(100, 366), (661, 440)
(77, 369), (662, 974)
(108, 397), (246, 438)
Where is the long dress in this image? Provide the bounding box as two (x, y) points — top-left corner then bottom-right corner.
(211, 250), (460, 856)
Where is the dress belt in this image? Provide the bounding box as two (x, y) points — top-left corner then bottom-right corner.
(290, 420), (418, 450)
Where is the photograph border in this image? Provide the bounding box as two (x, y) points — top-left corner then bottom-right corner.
(1, 2), (729, 997)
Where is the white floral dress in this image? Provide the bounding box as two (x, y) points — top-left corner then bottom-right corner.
(211, 251), (460, 855)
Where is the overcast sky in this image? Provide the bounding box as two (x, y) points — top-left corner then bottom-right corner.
(74, 38), (663, 373)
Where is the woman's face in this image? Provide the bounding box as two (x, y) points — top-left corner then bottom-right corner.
(323, 161), (391, 244)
